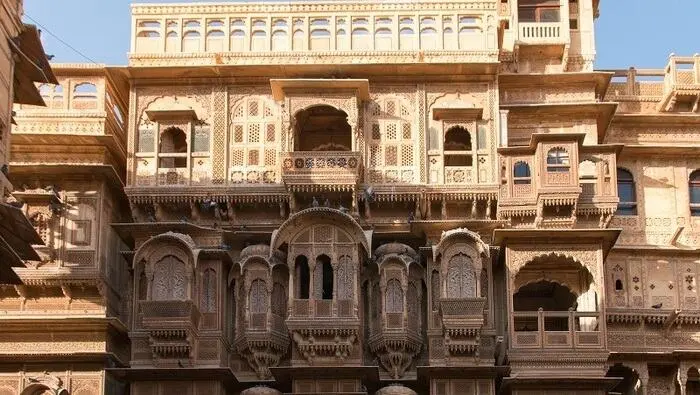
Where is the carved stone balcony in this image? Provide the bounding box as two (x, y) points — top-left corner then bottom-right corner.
(368, 311), (422, 379)
(659, 55), (700, 112)
(234, 312), (290, 379)
(139, 300), (200, 364)
(286, 299), (361, 366)
(281, 151), (362, 192)
(439, 298), (487, 360)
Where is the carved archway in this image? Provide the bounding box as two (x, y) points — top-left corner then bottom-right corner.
(133, 232), (198, 302)
(271, 207), (370, 256)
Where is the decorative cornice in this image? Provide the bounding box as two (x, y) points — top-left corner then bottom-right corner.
(131, 1), (498, 15)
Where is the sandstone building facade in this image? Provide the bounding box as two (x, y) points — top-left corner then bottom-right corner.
(2, 0), (700, 394)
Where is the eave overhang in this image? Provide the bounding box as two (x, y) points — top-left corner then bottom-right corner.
(501, 102), (618, 144)
(621, 145), (700, 156)
(493, 228), (621, 259)
(120, 62), (500, 84)
(269, 366), (380, 392)
(270, 78), (370, 101)
(107, 368), (242, 390)
(8, 163), (125, 192)
(501, 377), (620, 391)
(499, 72), (613, 101)
(611, 113), (700, 126)
(11, 24), (58, 106)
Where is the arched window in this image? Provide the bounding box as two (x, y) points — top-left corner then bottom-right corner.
(182, 31), (201, 52)
(295, 255), (310, 299)
(159, 127), (187, 168)
(230, 29), (245, 51)
(249, 279), (268, 314)
(73, 83), (97, 99)
(385, 279), (404, 313)
(616, 168), (637, 216)
(690, 170), (700, 216)
(315, 255), (334, 300)
(444, 126), (473, 167)
(159, 127), (187, 153)
(446, 253), (476, 298)
(615, 279), (623, 291)
(351, 28), (370, 50)
(272, 30), (288, 51)
(420, 27), (437, 49)
(152, 255), (187, 300)
(271, 282), (287, 316)
(513, 161), (531, 184)
(546, 147), (569, 172)
(399, 27), (415, 50)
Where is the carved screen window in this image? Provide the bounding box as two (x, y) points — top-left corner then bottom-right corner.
(138, 123), (155, 153)
(446, 254), (476, 298)
(690, 169), (700, 216)
(71, 220), (92, 246)
(201, 268), (217, 313)
(152, 255), (188, 300)
(336, 255), (354, 300)
(192, 122), (211, 152)
(616, 168), (637, 216)
(385, 279), (404, 313)
(366, 98), (416, 183)
(407, 281), (420, 329)
(249, 279), (268, 314)
(138, 270), (148, 300)
(229, 97), (278, 183)
(295, 255), (310, 299)
(431, 270), (440, 311)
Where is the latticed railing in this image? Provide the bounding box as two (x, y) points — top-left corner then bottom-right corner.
(511, 309), (602, 350)
(281, 151), (362, 186)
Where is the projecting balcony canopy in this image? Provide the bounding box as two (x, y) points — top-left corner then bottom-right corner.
(270, 79), (370, 101)
(432, 107), (484, 121)
(11, 24), (58, 106)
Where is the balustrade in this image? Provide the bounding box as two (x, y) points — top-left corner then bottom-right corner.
(518, 22), (562, 44)
(511, 309), (602, 350)
(130, 3), (499, 66)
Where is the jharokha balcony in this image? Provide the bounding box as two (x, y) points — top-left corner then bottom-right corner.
(511, 308), (603, 350)
(281, 151), (362, 192)
(498, 133), (621, 229)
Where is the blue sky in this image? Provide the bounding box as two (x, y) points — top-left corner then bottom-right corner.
(23, 0), (700, 69)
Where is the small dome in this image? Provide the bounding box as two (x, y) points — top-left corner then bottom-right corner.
(375, 384), (418, 395)
(374, 242), (418, 261)
(240, 386), (282, 395)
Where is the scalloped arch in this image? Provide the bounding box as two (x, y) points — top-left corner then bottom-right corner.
(270, 207), (369, 256)
(133, 231), (197, 269)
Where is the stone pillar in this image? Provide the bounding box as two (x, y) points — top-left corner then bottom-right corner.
(498, 109), (509, 147)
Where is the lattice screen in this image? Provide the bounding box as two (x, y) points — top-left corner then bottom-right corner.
(366, 97), (417, 184)
(229, 96), (279, 184)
